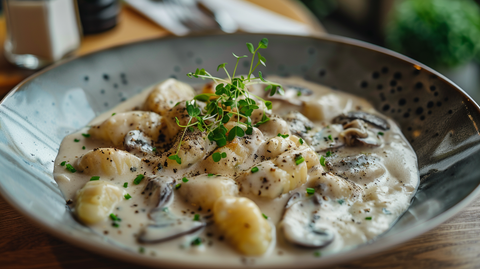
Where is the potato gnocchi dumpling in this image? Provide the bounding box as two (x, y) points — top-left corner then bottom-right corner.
(75, 181), (124, 224)
(213, 196), (273, 255)
(144, 78), (195, 116)
(75, 148), (141, 176)
(177, 175), (238, 210)
(88, 111), (162, 146)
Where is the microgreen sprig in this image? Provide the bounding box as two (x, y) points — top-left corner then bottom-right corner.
(169, 38), (284, 165)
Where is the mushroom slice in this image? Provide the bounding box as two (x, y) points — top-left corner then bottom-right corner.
(124, 130), (154, 155)
(305, 124), (345, 152)
(325, 154), (386, 184)
(137, 209), (205, 244)
(267, 85), (313, 106)
(281, 193), (334, 248)
(332, 111), (390, 130)
(141, 176), (175, 208)
(283, 111), (314, 137)
(340, 120), (382, 147)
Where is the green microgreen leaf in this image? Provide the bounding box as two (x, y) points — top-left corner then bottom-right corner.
(110, 213), (120, 221)
(194, 93), (212, 102)
(258, 71), (267, 82)
(326, 151), (332, 157)
(277, 133), (289, 139)
(208, 173), (216, 177)
(265, 101), (272, 110)
(328, 135), (333, 141)
(314, 251), (321, 257)
(258, 38), (268, 49)
(133, 174), (144, 185)
(232, 52), (247, 59)
(320, 156), (326, 166)
(168, 155), (182, 164)
(227, 126), (245, 141)
(258, 52), (266, 67)
(365, 217), (372, 220)
(82, 133), (90, 138)
(175, 183), (181, 190)
(221, 152), (227, 158)
(90, 176), (100, 181)
(212, 152), (222, 162)
(74, 138), (80, 142)
(217, 63), (226, 71)
(246, 42), (255, 54)
(111, 113), (116, 116)
(191, 237), (202, 246)
(378, 132), (385, 136)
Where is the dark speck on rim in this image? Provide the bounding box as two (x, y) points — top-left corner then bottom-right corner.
(416, 107), (424, 115)
(403, 112), (410, 118)
(390, 89), (395, 94)
(391, 109), (396, 113)
(444, 97), (449, 102)
(100, 89), (105, 94)
(379, 93), (386, 101)
(104, 102), (109, 107)
(407, 127), (412, 131)
(394, 72), (402, 79)
(414, 97), (419, 102)
(120, 73), (126, 78)
(413, 69), (420, 75)
(114, 83), (118, 88)
(360, 81), (368, 88)
(448, 110), (453, 114)
(437, 102), (442, 107)
(84, 76), (89, 81)
(415, 82), (423, 89)
(430, 86), (436, 91)
(382, 104), (390, 111)
(420, 115), (425, 121)
(103, 74), (109, 80)
(319, 70), (326, 77)
(390, 80), (397, 87)
(381, 67), (389, 73)
(170, 74), (177, 79)
(427, 101), (434, 108)
(398, 98), (406, 106)
(397, 86), (402, 92)
(377, 84), (383, 90)
(434, 92), (439, 96)
(428, 110), (432, 115)
(372, 72), (380, 79)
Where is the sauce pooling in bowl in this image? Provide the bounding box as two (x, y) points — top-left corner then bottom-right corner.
(54, 76), (418, 263)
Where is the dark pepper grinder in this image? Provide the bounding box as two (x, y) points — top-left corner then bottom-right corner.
(77, 0), (120, 35)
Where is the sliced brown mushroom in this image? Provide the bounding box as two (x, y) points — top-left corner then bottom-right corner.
(141, 176), (175, 208)
(124, 130), (154, 155)
(281, 193), (335, 248)
(325, 154), (386, 184)
(137, 210), (206, 244)
(332, 111), (390, 130)
(137, 176), (206, 244)
(340, 120), (382, 147)
(283, 111), (314, 137)
(306, 124), (345, 152)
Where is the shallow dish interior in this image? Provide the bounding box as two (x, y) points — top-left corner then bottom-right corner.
(1, 33), (480, 268)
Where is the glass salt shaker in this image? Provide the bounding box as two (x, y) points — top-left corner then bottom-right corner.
(3, 0), (82, 70)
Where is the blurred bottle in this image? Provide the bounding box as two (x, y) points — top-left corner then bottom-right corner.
(3, 0), (82, 70)
(77, 0), (119, 35)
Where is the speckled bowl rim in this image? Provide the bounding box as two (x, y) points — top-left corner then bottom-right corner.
(1, 32), (480, 268)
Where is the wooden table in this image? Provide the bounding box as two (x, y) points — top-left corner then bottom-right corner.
(1, 2), (480, 269)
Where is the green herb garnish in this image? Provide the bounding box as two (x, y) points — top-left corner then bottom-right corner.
(320, 156), (326, 166)
(152, 147), (156, 152)
(82, 133), (90, 138)
(378, 132), (384, 136)
(74, 138), (80, 142)
(365, 216), (372, 220)
(299, 138), (304, 145)
(133, 174), (144, 185)
(326, 151), (332, 157)
(112, 113), (116, 116)
(208, 173), (216, 177)
(175, 183), (181, 190)
(337, 199), (345, 205)
(124, 193), (132, 200)
(90, 176), (100, 181)
(109, 213), (120, 221)
(139, 247), (145, 254)
(191, 237), (202, 246)
(314, 251), (321, 257)
(182, 177), (189, 183)
(328, 135), (333, 141)
(251, 166), (259, 173)
(212, 152), (227, 162)
(65, 164), (76, 173)
(295, 155), (305, 165)
(262, 213), (268, 219)
(277, 133), (289, 139)
(123, 182), (128, 188)
(306, 187), (315, 195)
(112, 223), (119, 228)
(167, 38), (282, 165)
(60, 161), (66, 166)
(82, 146), (86, 150)
(193, 214), (200, 221)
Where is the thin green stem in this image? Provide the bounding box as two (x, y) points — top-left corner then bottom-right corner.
(174, 117), (193, 155)
(232, 58), (240, 79)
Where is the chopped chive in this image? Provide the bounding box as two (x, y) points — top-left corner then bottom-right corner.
(208, 173), (215, 177)
(193, 214), (200, 221)
(133, 174), (144, 185)
(299, 138), (304, 145)
(295, 155), (305, 165)
(111, 113), (116, 116)
(306, 187), (315, 195)
(320, 156), (326, 166)
(277, 133), (289, 139)
(112, 222), (119, 228)
(65, 164), (76, 173)
(152, 147), (157, 152)
(82, 146), (86, 150)
(82, 133), (90, 138)
(251, 166), (259, 173)
(182, 177), (189, 183)
(297, 91), (302, 96)
(191, 237), (202, 246)
(337, 199), (344, 205)
(139, 247), (145, 254)
(365, 216), (372, 220)
(314, 251), (321, 257)
(328, 135), (333, 141)
(123, 182), (128, 188)
(262, 213), (268, 219)
(124, 193), (132, 200)
(109, 213), (120, 221)
(378, 132), (384, 136)
(162, 207), (169, 212)
(326, 151), (332, 157)
(60, 161), (66, 166)
(175, 183), (181, 190)
(382, 208), (392, 215)
(90, 176), (100, 181)
(74, 138), (80, 142)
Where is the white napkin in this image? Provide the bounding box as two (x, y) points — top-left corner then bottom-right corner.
(125, 0), (314, 36)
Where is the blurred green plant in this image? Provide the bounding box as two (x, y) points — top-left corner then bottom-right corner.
(386, 0), (480, 68)
(299, 0), (337, 19)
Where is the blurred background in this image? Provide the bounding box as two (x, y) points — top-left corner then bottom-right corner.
(1, 0), (480, 101)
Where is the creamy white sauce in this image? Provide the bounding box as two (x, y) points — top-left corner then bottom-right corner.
(54, 77), (419, 264)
